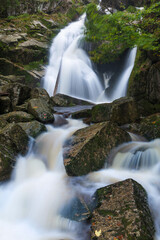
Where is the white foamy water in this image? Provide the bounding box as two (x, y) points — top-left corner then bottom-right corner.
(0, 119), (87, 240)
(43, 14), (136, 103)
(88, 139), (160, 240)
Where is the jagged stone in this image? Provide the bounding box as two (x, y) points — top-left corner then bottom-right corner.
(18, 120), (47, 138)
(91, 178), (155, 240)
(28, 98), (54, 123)
(0, 33), (24, 44)
(18, 39), (48, 49)
(91, 97), (139, 125)
(64, 122), (130, 176)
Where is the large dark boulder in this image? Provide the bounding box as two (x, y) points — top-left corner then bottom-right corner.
(0, 123), (29, 181)
(64, 122), (130, 176)
(91, 179), (155, 240)
(91, 97), (139, 125)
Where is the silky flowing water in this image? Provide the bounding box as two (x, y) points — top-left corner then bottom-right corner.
(0, 11), (160, 240)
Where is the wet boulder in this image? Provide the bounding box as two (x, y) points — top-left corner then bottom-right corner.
(64, 122), (130, 176)
(28, 98), (54, 123)
(18, 120), (47, 138)
(0, 123), (29, 181)
(91, 97), (139, 125)
(51, 93), (93, 107)
(126, 113), (160, 140)
(91, 178), (155, 240)
(71, 108), (92, 120)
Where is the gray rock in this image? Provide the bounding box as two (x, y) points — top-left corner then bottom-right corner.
(18, 39), (48, 49)
(18, 120), (47, 138)
(28, 98), (54, 123)
(64, 122), (130, 176)
(91, 178), (155, 240)
(51, 93), (94, 107)
(30, 87), (50, 103)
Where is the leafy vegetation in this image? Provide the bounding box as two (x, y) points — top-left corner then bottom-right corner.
(85, 2), (160, 63)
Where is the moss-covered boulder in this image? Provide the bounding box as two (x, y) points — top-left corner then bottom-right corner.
(91, 97), (139, 125)
(18, 120), (47, 138)
(0, 123), (29, 181)
(0, 111), (34, 123)
(126, 113), (160, 140)
(51, 93), (93, 107)
(91, 178), (155, 240)
(30, 87), (50, 103)
(28, 98), (54, 123)
(64, 122), (130, 176)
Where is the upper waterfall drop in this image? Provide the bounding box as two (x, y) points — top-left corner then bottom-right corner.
(43, 14), (103, 102)
(43, 13), (137, 103)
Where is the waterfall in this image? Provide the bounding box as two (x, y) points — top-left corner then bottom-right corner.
(43, 14), (103, 102)
(43, 15), (136, 103)
(0, 119), (88, 240)
(88, 139), (160, 240)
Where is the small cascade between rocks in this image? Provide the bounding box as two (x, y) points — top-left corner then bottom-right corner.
(43, 14), (136, 103)
(88, 139), (160, 240)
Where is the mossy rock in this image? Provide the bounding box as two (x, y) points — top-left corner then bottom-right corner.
(91, 97), (139, 125)
(126, 113), (160, 140)
(28, 98), (54, 123)
(64, 121), (130, 176)
(0, 111), (34, 123)
(0, 123), (29, 181)
(18, 120), (47, 138)
(91, 178), (155, 240)
(51, 93), (93, 107)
